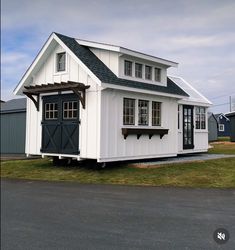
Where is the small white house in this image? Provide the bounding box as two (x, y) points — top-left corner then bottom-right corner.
(14, 32), (211, 164)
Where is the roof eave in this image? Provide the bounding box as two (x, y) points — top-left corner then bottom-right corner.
(101, 82), (186, 99)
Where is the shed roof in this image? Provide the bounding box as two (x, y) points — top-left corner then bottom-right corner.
(0, 98), (26, 114)
(55, 33), (188, 97)
(225, 111), (235, 117)
(168, 76), (211, 105)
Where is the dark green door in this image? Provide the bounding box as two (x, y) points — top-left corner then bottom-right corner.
(183, 105), (194, 150)
(41, 94), (79, 154)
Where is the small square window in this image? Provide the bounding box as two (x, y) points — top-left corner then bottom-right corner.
(219, 124), (224, 131)
(145, 65), (152, 80)
(63, 101), (78, 119)
(45, 102), (58, 120)
(57, 52), (66, 72)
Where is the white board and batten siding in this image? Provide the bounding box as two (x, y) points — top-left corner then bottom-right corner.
(25, 43), (100, 159)
(98, 88), (179, 162)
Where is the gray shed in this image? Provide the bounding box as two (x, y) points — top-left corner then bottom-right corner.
(226, 111), (235, 142)
(0, 98), (26, 154)
(208, 112), (218, 142)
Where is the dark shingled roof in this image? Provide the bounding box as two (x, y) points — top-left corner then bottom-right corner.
(0, 98), (26, 113)
(55, 33), (188, 97)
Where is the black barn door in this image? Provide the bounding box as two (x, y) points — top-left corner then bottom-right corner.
(183, 105), (194, 149)
(41, 94), (79, 154)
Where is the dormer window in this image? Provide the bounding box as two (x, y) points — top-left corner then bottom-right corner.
(154, 68), (161, 82)
(145, 65), (152, 80)
(135, 63), (142, 78)
(124, 60), (132, 76)
(56, 52), (66, 72)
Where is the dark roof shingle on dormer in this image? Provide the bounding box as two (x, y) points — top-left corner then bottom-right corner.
(55, 33), (188, 97)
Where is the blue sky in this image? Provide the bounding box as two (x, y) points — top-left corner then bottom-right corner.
(1, 0), (235, 113)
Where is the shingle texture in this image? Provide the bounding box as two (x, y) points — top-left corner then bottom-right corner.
(55, 33), (188, 97)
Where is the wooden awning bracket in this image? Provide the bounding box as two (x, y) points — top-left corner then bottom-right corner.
(23, 92), (39, 111)
(71, 88), (86, 109)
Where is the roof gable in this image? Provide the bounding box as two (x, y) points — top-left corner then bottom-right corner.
(14, 32), (188, 97)
(215, 113), (230, 122)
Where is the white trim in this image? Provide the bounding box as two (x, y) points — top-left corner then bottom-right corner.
(41, 153), (81, 160)
(178, 99), (211, 107)
(14, 33), (101, 95)
(97, 153), (177, 163)
(178, 149), (208, 154)
(101, 82), (185, 99)
(218, 113), (230, 121)
(77, 39), (178, 67)
(219, 124), (225, 132)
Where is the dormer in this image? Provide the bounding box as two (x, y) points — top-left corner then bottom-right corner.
(77, 38), (178, 87)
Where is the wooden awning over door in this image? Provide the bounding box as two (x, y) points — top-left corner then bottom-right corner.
(23, 81), (90, 111)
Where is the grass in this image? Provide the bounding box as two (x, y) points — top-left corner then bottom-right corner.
(208, 141), (235, 154)
(217, 136), (230, 142)
(1, 157), (235, 188)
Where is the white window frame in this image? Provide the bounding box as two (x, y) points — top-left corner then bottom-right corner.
(123, 98), (135, 125)
(135, 63), (143, 78)
(195, 107), (206, 130)
(56, 52), (66, 72)
(154, 67), (161, 82)
(145, 65), (152, 80)
(124, 60), (133, 76)
(219, 124), (224, 132)
(152, 101), (161, 126)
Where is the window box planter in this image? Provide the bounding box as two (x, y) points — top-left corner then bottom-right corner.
(122, 128), (169, 139)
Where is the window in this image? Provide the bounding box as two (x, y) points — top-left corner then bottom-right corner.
(123, 98), (135, 125)
(63, 101), (78, 119)
(56, 52), (66, 72)
(195, 107), (206, 129)
(138, 100), (149, 125)
(124, 60), (132, 76)
(152, 101), (161, 126)
(154, 68), (161, 82)
(145, 65), (152, 80)
(219, 124), (224, 131)
(45, 103), (58, 120)
(135, 63), (143, 78)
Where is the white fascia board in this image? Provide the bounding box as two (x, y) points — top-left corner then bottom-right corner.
(76, 39), (178, 68)
(178, 99), (212, 107)
(101, 82), (185, 99)
(14, 33), (101, 95)
(120, 47), (178, 68)
(76, 39), (121, 52)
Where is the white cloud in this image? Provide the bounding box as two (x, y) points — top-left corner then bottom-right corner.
(1, 0), (235, 113)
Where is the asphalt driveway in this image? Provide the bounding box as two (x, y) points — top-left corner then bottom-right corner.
(1, 179), (235, 250)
